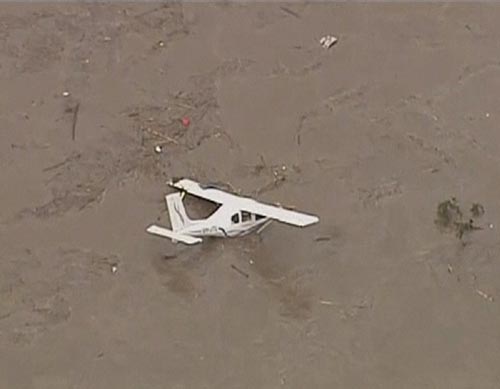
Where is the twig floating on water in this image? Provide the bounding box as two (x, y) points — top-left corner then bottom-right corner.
(72, 103), (80, 141)
(280, 6), (300, 18)
(231, 264), (249, 278)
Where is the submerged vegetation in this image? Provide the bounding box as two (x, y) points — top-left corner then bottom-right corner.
(435, 197), (484, 241)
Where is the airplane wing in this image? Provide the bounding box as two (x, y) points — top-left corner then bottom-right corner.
(238, 201), (319, 227)
(168, 178), (236, 204)
(146, 224), (202, 245)
(169, 178), (319, 227)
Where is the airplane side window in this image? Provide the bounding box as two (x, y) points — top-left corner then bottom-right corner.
(242, 211), (251, 222)
(231, 213), (239, 224)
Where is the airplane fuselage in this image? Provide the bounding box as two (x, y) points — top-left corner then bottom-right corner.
(178, 204), (271, 238)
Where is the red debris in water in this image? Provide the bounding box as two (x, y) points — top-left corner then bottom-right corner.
(181, 117), (190, 127)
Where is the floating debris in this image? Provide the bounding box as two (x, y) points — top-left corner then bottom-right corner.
(455, 219), (482, 240)
(280, 6), (300, 18)
(314, 235), (331, 242)
(62, 91), (70, 97)
(476, 289), (494, 302)
(181, 117), (190, 128)
(154, 145), (163, 154)
(320, 35), (338, 49)
(71, 102), (80, 141)
(230, 264), (249, 278)
(110, 264), (118, 274)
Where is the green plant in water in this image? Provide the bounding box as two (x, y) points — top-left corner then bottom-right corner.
(454, 219), (482, 240)
(470, 203), (485, 218)
(435, 197), (462, 231)
(435, 198), (485, 241)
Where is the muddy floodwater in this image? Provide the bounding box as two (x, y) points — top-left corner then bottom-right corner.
(1, 3), (500, 388)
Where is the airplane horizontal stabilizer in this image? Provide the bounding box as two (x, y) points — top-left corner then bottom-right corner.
(146, 224), (202, 245)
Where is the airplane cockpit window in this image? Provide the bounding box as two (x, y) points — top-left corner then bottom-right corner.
(256, 214), (265, 220)
(231, 213), (239, 224)
(242, 211), (252, 222)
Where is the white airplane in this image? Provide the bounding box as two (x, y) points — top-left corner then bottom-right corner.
(146, 178), (319, 245)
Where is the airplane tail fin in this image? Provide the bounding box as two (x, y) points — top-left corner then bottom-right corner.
(146, 225), (202, 245)
(165, 193), (191, 232)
